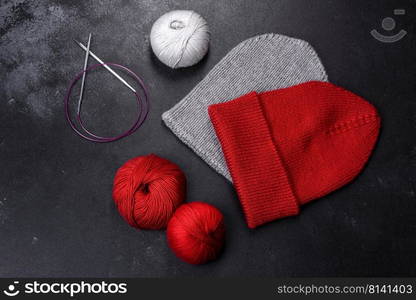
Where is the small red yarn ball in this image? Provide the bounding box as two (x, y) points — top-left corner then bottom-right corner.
(167, 202), (225, 265)
(113, 154), (186, 230)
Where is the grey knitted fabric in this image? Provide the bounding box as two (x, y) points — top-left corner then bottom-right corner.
(162, 33), (328, 181)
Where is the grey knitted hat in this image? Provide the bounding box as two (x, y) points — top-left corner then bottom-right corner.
(162, 33), (328, 181)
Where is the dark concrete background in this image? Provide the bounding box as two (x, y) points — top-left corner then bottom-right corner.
(0, 0), (415, 277)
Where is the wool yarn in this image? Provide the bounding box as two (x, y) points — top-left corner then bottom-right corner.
(150, 10), (210, 68)
(113, 154), (186, 230)
(167, 202), (225, 265)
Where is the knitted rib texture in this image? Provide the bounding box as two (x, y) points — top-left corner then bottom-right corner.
(208, 81), (381, 228)
(162, 33), (328, 180)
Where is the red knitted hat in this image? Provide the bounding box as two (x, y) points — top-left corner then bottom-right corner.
(208, 81), (380, 229)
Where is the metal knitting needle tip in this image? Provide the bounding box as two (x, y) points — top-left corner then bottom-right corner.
(74, 40), (137, 93)
(77, 33), (92, 114)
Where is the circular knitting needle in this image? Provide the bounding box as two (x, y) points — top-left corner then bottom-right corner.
(73, 39), (137, 93)
(65, 63), (149, 143)
(77, 33), (91, 114)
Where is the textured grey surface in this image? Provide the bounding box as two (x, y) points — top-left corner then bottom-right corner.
(162, 33), (328, 180)
(0, 0), (416, 277)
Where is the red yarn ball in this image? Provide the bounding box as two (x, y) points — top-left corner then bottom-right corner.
(167, 202), (225, 265)
(113, 154), (186, 230)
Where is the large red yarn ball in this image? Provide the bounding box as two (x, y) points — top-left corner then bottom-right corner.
(113, 154), (186, 230)
(167, 202), (225, 265)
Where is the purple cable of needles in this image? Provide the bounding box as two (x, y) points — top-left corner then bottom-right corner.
(64, 63), (149, 143)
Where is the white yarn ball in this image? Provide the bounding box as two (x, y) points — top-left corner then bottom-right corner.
(150, 10), (210, 69)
